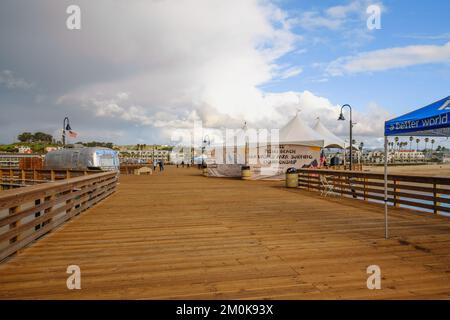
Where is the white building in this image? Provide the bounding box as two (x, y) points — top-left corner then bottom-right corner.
(362, 150), (425, 163)
(119, 149), (170, 163)
(17, 146), (32, 154)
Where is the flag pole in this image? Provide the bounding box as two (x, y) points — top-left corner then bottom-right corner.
(384, 135), (389, 239)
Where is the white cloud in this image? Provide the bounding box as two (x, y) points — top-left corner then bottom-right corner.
(0, 0), (391, 146)
(276, 66), (303, 79)
(327, 41), (450, 76)
(296, 11), (343, 30)
(296, 0), (384, 31)
(325, 1), (363, 19)
(55, 0), (301, 132)
(0, 70), (33, 89)
(400, 33), (450, 40)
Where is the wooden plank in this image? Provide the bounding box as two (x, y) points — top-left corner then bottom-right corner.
(0, 167), (448, 299)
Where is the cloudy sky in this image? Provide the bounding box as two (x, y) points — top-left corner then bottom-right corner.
(1, 0), (449, 148)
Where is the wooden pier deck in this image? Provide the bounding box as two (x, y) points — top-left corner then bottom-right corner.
(0, 167), (449, 299)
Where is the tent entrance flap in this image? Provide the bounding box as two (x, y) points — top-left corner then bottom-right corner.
(383, 95), (450, 239)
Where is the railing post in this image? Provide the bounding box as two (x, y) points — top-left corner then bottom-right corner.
(9, 206), (20, 245)
(42, 195), (53, 228)
(393, 179), (399, 207)
(433, 181), (439, 215)
(307, 172), (311, 190)
(363, 176), (367, 200)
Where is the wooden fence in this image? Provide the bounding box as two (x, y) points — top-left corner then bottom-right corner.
(297, 168), (450, 215)
(326, 163), (363, 171)
(0, 168), (103, 189)
(0, 171), (118, 262)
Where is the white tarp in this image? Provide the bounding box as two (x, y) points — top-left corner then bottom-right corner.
(207, 145), (321, 179)
(249, 144), (321, 180)
(206, 113), (324, 179)
(279, 112), (324, 147)
(207, 164), (242, 177)
(313, 117), (345, 149)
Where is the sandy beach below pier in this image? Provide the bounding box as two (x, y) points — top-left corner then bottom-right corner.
(363, 163), (450, 176)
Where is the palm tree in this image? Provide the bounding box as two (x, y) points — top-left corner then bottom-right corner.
(409, 136), (413, 151)
(431, 139), (435, 151)
(416, 138), (420, 151)
(424, 137), (429, 151)
(394, 137), (399, 150)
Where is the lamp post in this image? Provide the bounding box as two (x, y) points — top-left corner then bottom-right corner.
(359, 141), (364, 165)
(243, 121), (248, 166)
(202, 135), (210, 167)
(338, 104), (353, 170)
(62, 117), (72, 146)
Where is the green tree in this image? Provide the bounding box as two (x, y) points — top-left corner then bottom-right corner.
(33, 132), (53, 142)
(17, 132), (33, 142)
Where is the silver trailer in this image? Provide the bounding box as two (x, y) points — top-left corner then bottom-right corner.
(44, 147), (120, 171)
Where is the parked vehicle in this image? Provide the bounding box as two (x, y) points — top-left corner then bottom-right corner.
(44, 147), (120, 171)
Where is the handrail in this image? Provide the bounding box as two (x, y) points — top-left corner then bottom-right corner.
(0, 171), (118, 262)
(0, 168), (105, 189)
(296, 168), (450, 215)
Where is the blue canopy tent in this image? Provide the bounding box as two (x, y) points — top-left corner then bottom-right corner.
(383, 96), (450, 238)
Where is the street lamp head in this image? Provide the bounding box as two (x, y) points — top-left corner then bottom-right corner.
(338, 112), (345, 121)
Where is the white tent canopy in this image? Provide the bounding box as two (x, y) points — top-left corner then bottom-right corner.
(313, 117), (345, 148)
(279, 112), (324, 147)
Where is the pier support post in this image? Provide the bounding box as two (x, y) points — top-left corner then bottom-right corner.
(384, 135), (389, 239)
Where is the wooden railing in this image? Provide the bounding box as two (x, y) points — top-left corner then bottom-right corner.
(325, 163), (363, 171)
(0, 171), (118, 262)
(297, 169), (450, 215)
(120, 164), (151, 175)
(0, 168), (103, 189)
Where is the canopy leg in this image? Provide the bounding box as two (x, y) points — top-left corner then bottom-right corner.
(384, 135), (388, 239)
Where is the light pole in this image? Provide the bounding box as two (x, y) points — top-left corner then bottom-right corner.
(243, 121), (248, 166)
(202, 135), (210, 167)
(359, 141), (364, 164)
(62, 117), (72, 146)
(338, 104), (353, 170)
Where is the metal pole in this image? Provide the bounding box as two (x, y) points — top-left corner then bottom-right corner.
(339, 104), (353, 170)
(62, 117), (67, 146)
(349, 108), (353, 171)
(384, 135), (389, 239)
(343, 141), (346, 167)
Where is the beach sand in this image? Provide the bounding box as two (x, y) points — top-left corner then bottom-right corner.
(363, 163), (450, 176)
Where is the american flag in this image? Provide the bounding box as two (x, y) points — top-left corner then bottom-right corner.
(320, 149), (325, 167)
(68, 130), (78, 138)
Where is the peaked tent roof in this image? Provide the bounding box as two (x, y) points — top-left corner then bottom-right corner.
(385, 96), (450, 137)
(279, 113), (324, 147)
(313, 118), (345, 148)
